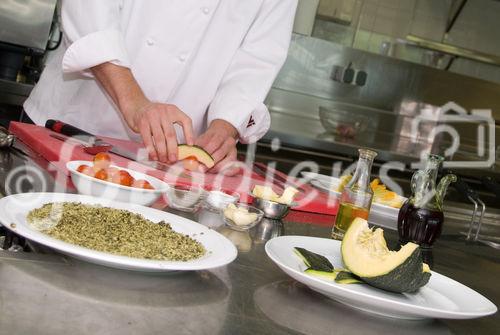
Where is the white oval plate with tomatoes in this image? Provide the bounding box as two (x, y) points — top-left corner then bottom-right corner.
(67, 160), (170, 206)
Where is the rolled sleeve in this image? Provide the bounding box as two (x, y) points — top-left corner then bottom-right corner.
(60, 0), (128, 74)
(62, 29), (130, 73)
(208, 99), (270, 144)
(62, 30), (130, 73)
(207, 0), (297, 144)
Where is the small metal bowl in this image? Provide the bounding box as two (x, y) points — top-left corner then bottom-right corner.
(164, 185), (207, 212)
(252, 197), (293, 220)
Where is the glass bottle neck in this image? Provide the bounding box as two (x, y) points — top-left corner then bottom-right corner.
(347, 153), (375, 193)
(412, 155), (444, 209)
(422, 157), (442, 190)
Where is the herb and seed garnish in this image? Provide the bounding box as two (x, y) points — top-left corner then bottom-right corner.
(26, 202), (205, 261)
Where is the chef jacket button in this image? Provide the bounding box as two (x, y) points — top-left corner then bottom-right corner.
(201, 7), (210, 15)
(178, 55), (187, 62)
(146, 38), (155, 46)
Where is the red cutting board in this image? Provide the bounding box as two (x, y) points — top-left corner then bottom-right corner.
(9, 122), (338, 215)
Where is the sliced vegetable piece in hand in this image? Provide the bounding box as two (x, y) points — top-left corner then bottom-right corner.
(178, 144), (215, 169)
(182, 157), (200, 172)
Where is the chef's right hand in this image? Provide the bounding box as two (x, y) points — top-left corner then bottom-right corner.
(126, 102), (194, 162)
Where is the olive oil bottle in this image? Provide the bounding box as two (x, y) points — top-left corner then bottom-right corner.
(331, 149), (377, 240)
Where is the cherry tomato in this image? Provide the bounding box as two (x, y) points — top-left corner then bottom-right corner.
(77, 164), (89, 173)
(105, 167), (120, 180)
(183, 157), (200, 172)
(132, 179), (155, 190)
(111, 170), (134, 187)
(76, 165), (94, 177)
(93, 152), (111, 170)
(94, 169), (108, 181)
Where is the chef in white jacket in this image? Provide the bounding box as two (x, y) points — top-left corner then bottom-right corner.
(24, 0), (297, 172)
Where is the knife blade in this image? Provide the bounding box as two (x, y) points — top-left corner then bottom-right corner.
(50, 132), (182, 175)
(46, 119), (148, 162)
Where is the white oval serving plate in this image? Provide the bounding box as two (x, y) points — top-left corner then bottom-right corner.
(0, 193), (237, 272)
(265, 235), (497, 320)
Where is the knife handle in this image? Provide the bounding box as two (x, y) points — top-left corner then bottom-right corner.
(45, 119), (95, 141)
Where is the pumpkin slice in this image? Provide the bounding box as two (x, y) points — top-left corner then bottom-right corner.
(341, 218), (431, 293)
(177, 144), (215, 168)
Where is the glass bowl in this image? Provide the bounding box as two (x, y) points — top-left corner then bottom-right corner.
(221, 203), (264, 231)
(164, 185), (207, 212)
(204, 190), (240, 212)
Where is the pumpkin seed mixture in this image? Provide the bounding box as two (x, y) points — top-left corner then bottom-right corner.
(26, 202), (205, 261)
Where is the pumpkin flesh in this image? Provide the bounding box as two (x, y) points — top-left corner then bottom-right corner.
(341, 218), (430, 293)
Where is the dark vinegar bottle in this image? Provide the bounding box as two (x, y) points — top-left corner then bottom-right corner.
(397, 155), (455, 249)
(398, 201), (444, 248)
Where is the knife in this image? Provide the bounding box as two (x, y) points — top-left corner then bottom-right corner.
(45, 119), (148, 161)
(50, 131), (183, 176)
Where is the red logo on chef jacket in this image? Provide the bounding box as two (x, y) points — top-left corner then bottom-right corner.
(247, 116), (256, 128)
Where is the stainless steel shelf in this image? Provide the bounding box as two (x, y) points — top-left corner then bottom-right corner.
(406, 34), (500, 67)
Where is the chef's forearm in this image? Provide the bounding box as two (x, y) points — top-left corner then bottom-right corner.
(91, 62), (149, 124)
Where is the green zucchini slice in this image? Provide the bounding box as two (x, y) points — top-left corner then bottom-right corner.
(334, 271), (362, 284)
(294, 247), (334, 272)
(304, 269), (337, 280)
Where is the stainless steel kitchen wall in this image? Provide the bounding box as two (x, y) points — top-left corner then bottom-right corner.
(0, 0), (57, 51)
(271, 35), (500, 119)
(265, 35), (500, 167)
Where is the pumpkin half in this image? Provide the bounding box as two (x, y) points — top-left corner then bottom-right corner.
(341, 218), (431, 293)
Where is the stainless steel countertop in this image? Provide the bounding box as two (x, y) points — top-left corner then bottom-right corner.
(0, 141), (498, 335)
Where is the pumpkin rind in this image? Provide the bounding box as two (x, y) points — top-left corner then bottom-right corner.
(341, 218), (431, 293)
(178, 144), (215, 168)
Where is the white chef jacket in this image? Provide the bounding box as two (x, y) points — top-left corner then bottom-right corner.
(24, 0), (297, 143)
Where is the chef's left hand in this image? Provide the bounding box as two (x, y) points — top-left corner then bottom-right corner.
(195, 119), (239, 175)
